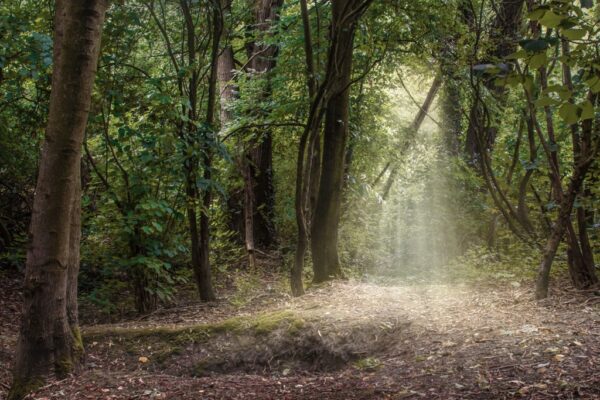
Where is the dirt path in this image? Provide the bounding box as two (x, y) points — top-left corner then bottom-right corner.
(2, 275), (599, 399)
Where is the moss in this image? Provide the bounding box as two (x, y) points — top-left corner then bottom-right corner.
(354, 357), (381, 371)
(253, 310), (304, 335)
(7, 376), (45, 400)
(288, 317), (306, 334)
(72, 326), (84, 357)
(84, 310), (308, 349)
(154, 346), (182, 364)
(55, 357), (74, 378)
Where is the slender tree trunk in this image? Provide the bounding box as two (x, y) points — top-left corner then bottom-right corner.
(535, 165), (592, 299)
(465, 0), (524, 163)
(562, 39), (597, 288)
(311, 0), (372, 282)
(196, 0), (222, 301)
(180, 0), (214, 301)
(535, 94), (599, 298)
(290, 0), (318, 295)
(441, 81), (462, 155)
(381, 75), (442, 200)
(9, 1), (108, 398)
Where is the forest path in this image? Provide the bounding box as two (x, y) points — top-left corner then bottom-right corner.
(2, 274), (600, 399)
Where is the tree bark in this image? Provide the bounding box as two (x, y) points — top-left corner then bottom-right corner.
(535, 163), (593, 299)
(310, 0), (372, 282)
(9, 1), (108, 398)
(290, 0), (318, 296)
(242, 0), (284, 251)
(561, 39), (597, 288)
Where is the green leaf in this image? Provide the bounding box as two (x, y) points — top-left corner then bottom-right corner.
(580, 100), (594, 120)
(535, 96), (558, 108)
(522, 75), (534, 94)
(584, 76), (600, 93)
(506, 49), (528, 60)
(557, 87), (572, 101)
(505, 74), (521, 87)
(519, 38), (557, 53)
(539, 11), (565, 28)
(529, 52), (547, 69)
(151, 221), (164, 232)
(559, 103), (579, 124)
(561, 28), (586, 40)
(527, 9), (546, 21)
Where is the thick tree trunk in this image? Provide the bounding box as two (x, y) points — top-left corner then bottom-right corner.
(217, 0), (236, 127)
(310, 0), (371, 282)
(9, 1), (108, 398)
(243, 0), (284, 250)
(217, 0), (245, 244)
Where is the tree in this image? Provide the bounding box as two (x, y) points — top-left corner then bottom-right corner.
(241, 0), (285, 255)
(147, 0), (220, 302)
(9, 1), (109, 398)
(310, 0), (373, 282)
(464, 0), (525, 164)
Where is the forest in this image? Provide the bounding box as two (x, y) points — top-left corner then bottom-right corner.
(1, 0), (600, 398)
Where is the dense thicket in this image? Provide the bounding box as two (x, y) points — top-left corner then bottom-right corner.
(1, 0), (600, 398)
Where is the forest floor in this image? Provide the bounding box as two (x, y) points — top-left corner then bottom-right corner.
(1, 268), (600, 399)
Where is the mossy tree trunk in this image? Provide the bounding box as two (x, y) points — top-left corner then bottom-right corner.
(9, 1), (108, 398)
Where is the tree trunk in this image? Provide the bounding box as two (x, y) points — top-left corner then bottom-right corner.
(217, 0), (236, 127)
(536, 170), (587, 299)
(66, 165), (83, 362)
(291, 0), (319, 296)
(535, 113), (599, 298)
(196, 0), (222, 302)
(217, 0), (245, 244)
(381, 75), (442, 200)
(465, 0), (525, 163)
(243, 0), (284, 250)
(561, 39), (597, 289)
(9, 1), (108, 398)
(441, 80), (462, 155)
(129, 225), (157, 314)
(310, 0), (371, 282)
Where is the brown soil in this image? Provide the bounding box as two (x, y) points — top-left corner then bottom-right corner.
(1, 270), (599, 399)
